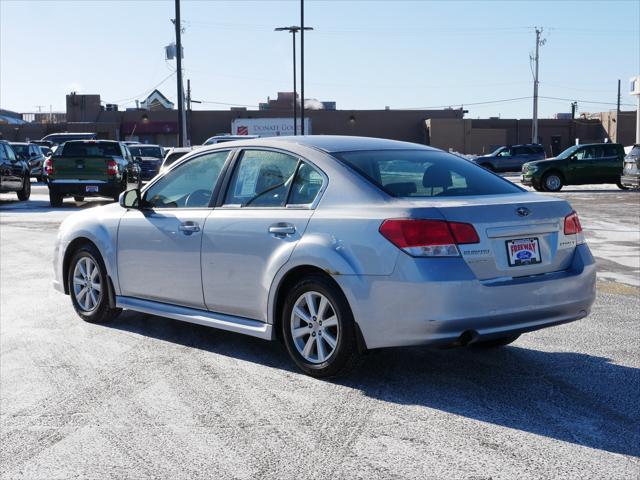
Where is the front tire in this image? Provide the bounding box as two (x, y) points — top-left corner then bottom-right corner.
(73, 196), (85, 202)
(542, 172), (563, 192)
(68, 244), (121, 324)
(616, 181), (630, 190)
(282, 275), (359, 378)
(480, 163), (495, 172)
(49, 189), (63, 207)
(17, 177), (31, 201)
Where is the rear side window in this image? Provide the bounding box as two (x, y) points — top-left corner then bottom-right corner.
(604, 145), (618, 157)
(225, 150), (298, 207)
(333, 149), (523, 197)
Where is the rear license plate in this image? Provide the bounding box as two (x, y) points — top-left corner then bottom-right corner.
(506, 237), (541, 266)
(85, 186), (99, 193)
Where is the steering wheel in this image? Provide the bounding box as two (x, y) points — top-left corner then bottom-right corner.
(185, 189), (212, 208)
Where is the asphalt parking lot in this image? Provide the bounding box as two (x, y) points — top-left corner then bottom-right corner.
(1, 181), (639, 479)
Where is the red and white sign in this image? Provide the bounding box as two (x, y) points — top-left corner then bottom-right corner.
(231, 118), (312, 137)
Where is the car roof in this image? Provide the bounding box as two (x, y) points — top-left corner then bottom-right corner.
(129, 143), (161, 147)
(243, 135), (436, 153)
(64, 139), (119, 144)
(9, 142), (29, 145)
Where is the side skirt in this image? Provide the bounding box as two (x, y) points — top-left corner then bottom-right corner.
(116, 296), (274, 340)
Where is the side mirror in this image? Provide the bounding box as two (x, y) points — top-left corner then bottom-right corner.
(119, 188), (141, 209)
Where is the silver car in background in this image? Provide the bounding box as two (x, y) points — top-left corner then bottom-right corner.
(53, 136), (596, 377)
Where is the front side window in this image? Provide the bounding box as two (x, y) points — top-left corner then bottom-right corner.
(334, 149), (523, 198)
(497, 148), (512, 157)
(225, 150), (298, 207)
(144, 150), (229, 208)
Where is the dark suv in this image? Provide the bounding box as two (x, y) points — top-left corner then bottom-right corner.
(522, 143), (626, 192)
(474, 144), (546, 172)
(0, 141), (31, 201)
(9, 142), (47, 181)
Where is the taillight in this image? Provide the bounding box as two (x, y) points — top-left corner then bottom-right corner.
(44, 158), (54, 175)
(379, 219), (479, 257)
(564, 211), (585, 244)
(564, 211), (582, 235)
(107, 160), (118, 175)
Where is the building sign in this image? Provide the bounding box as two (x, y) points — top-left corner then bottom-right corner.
(231, 118), (312, 137)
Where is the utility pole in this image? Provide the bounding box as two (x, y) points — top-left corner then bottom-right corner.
(531, 27), (545, 144)
(616, 79), (621, 143)
(174, 0), (186, 147)
(187, 79), (191, 144)
(300, 0), (305, 135)
(571, 101), (577, 119)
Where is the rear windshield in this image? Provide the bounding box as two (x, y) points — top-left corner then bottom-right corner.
(627, 145), (640, 158)
(59, 142), (122, 157)
(333, 149), (523, 197)
(11, 145), (29, 157)
(129, 146), (163, 158)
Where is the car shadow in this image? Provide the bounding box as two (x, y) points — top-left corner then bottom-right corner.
(106, 310), (639, 457)
(0, 197), (112, 213)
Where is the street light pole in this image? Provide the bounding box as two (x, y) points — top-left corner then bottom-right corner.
(300, 0), (305, 135)
(174, 0), (185, 147)
(275, 26), (312, 136)
(275, 27), (299, 135)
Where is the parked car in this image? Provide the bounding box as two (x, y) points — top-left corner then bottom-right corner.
(0, 140), (30, 200)
(522, 143), (626, 192)
(203, 134), (258, 146)
(161, 146), (195, 173)
(45, 140), (141, 207)
(9, 142), (47, 181)
(474, 144), (546, 172)
(122, 141), (141, 146)
(53, 136), (595, 377)
(40, 132), (97, 147)
(620, 144), (640, 189)
(128, 144), (164, 181)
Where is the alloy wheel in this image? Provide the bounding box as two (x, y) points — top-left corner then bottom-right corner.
(290, 291), (340, 364)
(72, 256), (102, 313)
(545, 174), (561, 191)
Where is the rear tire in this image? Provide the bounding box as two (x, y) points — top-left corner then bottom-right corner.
(73, 196), (85, 202)
(616, 181), (629, 190)
(282, 274), (359, 378)
(472, 334), (520, 348)
(542, 172), (563, 192)
(532, 185), (544, 192)
(49, 189), (63, 207)
(68, 244), (121, 324)
(17, 177), (31, 201)
(480, 163), (495, 172)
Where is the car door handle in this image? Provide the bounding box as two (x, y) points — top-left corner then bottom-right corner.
(179, 221), (200, 235)
(268, 223), (296, 236)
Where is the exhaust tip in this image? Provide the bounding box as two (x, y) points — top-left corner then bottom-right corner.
(458, 330), (478, 346)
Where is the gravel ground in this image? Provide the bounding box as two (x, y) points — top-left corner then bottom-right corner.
(1, 183), (639, 479)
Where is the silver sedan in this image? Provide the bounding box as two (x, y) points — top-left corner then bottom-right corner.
(53, 136), (596, 377)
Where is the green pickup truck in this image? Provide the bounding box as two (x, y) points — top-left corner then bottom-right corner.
(45, 140), (141, 207)
(521, 143), (626, 192)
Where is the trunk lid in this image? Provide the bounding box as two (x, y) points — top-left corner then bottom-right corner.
(404, 193), (577, 280)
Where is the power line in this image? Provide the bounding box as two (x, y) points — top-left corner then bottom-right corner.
(540, 96), (635, 107)
(104, 71), (177, 105)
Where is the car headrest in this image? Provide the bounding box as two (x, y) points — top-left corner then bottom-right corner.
(255, 164), (284, 192)
(423, 165), (453, 189)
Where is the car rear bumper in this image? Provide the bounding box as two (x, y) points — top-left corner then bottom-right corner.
(336, 244), (596, 349)
(48, 179), (120, 198)
(620, 175), (639, 187)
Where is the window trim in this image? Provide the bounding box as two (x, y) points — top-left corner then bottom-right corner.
(140, 149), (234, 211)
(216, 146), (327, 210)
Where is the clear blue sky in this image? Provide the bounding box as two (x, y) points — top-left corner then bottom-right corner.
(1, 0), (638, 118)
